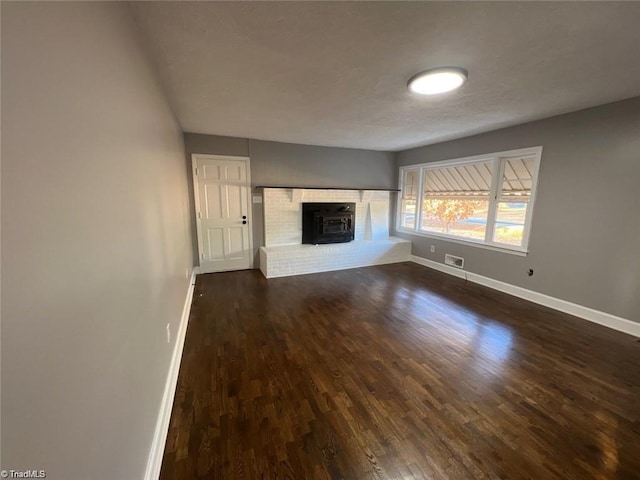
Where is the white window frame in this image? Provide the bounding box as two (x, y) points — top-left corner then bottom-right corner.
(396, 146), (543, 256)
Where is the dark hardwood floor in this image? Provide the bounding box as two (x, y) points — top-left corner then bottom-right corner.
(160, 262), (640, 480)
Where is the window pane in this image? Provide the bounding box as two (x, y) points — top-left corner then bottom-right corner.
(493, 156), (534, 246)
(493, 202), (527, 245)
(421, 199), (490, 240)
(400, 169), (418, 228)
(420, 161), (493, 240)
(499, 156), (534, 201)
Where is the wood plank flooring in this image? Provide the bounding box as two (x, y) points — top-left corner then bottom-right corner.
(159, 262), (640, 479)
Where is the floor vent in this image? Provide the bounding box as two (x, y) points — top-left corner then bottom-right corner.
(445, 254), (464, 269)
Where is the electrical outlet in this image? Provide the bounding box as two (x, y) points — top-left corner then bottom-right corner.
(185, 267), (190, 279)
(166, 323), (171, 344)
(430, 245), (435, 253)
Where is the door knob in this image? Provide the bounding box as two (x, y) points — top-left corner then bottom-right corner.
(242, 220), (247, 224)
(242, 215), (247, 219)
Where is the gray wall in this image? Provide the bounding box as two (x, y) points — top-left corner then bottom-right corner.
(394, 98), (640, 322)
(184, 133), (396, 265)
(2, 3), (193, 479)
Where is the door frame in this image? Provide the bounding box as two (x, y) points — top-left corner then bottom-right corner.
(191, 153), (254, 271)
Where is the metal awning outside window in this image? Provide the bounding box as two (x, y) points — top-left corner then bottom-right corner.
(423, 156), (535, 200)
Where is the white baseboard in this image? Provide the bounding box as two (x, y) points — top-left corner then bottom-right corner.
(144, 270), (197, 480)
(193, 266), (201, 275)
(411, 255), (640, 338)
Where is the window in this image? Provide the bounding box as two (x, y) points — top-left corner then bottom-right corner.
(399, 169), (419, 228)
(397, 147), (542, 254)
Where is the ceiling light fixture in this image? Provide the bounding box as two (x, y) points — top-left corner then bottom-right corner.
(407, 67), (468, 95)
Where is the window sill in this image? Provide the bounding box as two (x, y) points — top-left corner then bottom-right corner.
(396, 227), (529, 257)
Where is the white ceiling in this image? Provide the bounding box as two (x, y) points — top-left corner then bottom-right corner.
(130, 1), (640, 151)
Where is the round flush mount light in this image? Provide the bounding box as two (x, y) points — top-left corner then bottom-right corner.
(407, 67), (468, 95)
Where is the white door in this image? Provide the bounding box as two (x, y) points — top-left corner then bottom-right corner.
(192, 154), (253, 273)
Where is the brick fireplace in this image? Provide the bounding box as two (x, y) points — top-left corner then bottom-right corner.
(259, 188), (410, 278)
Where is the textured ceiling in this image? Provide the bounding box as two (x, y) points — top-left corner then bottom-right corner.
(130, 1), (640, 151)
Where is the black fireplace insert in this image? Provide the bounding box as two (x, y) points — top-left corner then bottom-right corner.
(302, 203), (355, 245)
